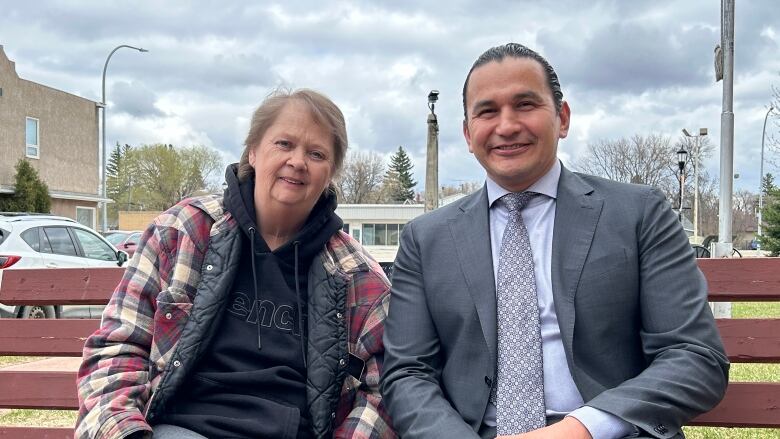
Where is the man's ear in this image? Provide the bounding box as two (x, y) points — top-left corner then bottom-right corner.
(558, 101), (571, 139)
(463, 119), (474, 153)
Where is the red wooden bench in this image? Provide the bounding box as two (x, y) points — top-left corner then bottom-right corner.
(0, 260), (778, 437)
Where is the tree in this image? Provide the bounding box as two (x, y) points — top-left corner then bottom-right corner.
(0, 159), (50, 213)
(383, 146), (417, 203)
(576, 134), (677, 189)
(105, 143), (223, 216)
(760, 186), (780, 255)
(131, 144), (223, 210)
(335, 150), (386, 203)
(106, 143), (143, 222)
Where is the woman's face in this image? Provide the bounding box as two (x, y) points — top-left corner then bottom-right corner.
(249, 101), (335, 216)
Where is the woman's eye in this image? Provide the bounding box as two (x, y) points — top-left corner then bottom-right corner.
(275, 140), (292, 148)
(310, 151), (326, 160)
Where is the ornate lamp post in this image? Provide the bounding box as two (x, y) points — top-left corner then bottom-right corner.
(677, 147), (689, 223)
(424, 90), (439, 212)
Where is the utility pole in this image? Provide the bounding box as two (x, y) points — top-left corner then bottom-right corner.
(425, 90), (439, 212)
(714, 0), (735, 318)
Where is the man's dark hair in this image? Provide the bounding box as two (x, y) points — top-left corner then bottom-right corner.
(462, 43), (563, 119)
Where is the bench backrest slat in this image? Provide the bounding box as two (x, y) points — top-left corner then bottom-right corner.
(690, 382), (780, 427)
(0, 319), (99, 356)
(0, 267), (123, 305)
(699, 258), (780, 301)
(0, 371), (78, 410)
(0, 427), (74, 438)
(717, 318), (780, 363)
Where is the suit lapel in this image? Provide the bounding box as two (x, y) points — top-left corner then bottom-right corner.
(448, 186), (497, 364)
(551, 166), (603, 362)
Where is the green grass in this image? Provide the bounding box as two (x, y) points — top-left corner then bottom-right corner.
(0, 356), (42, 368)
(0, 409), (76, 428)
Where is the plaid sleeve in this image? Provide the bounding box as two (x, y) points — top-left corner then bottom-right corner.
(75, 221), (166, 439)
(334, 280), (397, 439)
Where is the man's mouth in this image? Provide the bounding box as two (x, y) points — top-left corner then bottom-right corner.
(492, 142), (532, 151)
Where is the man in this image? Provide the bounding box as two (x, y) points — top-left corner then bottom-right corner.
(381, 43), (728, 439)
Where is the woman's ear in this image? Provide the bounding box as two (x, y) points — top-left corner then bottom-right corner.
(248, 146), (256, 168)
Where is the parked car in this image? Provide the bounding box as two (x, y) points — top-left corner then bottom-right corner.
(104, 230), (142, 257)
(0, 213), (127, 319)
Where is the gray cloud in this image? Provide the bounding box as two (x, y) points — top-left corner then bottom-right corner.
(1, 0), (779, 193)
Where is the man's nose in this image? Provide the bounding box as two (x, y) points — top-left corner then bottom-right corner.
(494, 110), (522, 138)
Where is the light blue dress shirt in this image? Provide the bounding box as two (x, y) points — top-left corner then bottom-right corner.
(483, 160), (635, 439)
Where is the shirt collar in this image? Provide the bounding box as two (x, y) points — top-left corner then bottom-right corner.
(487, 159), (561, 207)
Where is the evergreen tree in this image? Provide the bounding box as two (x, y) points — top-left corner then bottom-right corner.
(761, 185), (780, 255)
(0, 159), (51, 213)
(384, 146), (416, 203)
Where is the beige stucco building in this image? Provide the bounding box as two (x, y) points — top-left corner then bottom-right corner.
(0, 45), (106, 228)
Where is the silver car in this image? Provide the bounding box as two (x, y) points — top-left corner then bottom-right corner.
(0, 213), (127, 318)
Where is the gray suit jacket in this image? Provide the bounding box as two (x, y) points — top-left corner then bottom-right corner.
(381, 166), (729, 439)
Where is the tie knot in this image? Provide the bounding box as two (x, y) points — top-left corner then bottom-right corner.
(502, 192), (536, 212)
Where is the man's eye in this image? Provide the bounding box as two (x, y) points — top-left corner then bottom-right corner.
(476, 108), (496, 117)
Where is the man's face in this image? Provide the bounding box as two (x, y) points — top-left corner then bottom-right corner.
(463, 57), (570, 192)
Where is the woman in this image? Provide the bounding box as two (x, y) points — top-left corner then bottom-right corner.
(76, 89), (394, 439)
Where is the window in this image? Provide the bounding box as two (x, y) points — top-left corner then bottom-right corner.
(127, 232), (141, 246)
(42, 227), (78, 256)
(352, 228), (361, 243)
(342, 223), (350, 234)
(361, 223), (404, 245)
(25, 117), (39, 158)
(363, 224), (375, 246)
(21, 228), (40, 251)
(71, 228), (117, 261)
(76, 206), (96, 229)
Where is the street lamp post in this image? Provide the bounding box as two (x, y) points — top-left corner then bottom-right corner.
(677, 147), (689, 223)
(682, 127), (708, 239)
(101, 45), (148, 232)
(424, 90), (439, 213)
(758, 105), (775, 249)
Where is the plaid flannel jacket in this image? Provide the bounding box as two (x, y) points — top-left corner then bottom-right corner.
(76, 195), (395, 439)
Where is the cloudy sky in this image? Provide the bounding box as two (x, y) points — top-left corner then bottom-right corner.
(2, 1), (779, 194)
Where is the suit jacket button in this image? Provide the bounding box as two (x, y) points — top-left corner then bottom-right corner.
(485, 376), (493, 387)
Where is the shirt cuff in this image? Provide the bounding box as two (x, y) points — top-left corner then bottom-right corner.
(567, 406), (637, 439)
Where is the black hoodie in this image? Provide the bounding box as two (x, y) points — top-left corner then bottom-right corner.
(156, 164), (343, 439)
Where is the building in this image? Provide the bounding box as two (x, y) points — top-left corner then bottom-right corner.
(0, 45), (106, 228)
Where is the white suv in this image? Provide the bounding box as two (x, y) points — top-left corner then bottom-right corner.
(0, 213), (128, 318)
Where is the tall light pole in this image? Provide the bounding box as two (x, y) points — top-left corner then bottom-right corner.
(424, 90), (439, 212)
(682, 127), (708, 239)
(101, 45), (148, 232)
(758, 105), (775, 249)
(677, 147), (689, 223)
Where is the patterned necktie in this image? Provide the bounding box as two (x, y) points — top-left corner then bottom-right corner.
(492, 192), (546, 434)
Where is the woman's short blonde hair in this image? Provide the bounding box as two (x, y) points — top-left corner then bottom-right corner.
(238, 88), (347, 183)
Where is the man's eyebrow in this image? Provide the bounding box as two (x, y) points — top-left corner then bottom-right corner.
(513, 91), (543, 101)
(470, 91), (545, 114)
